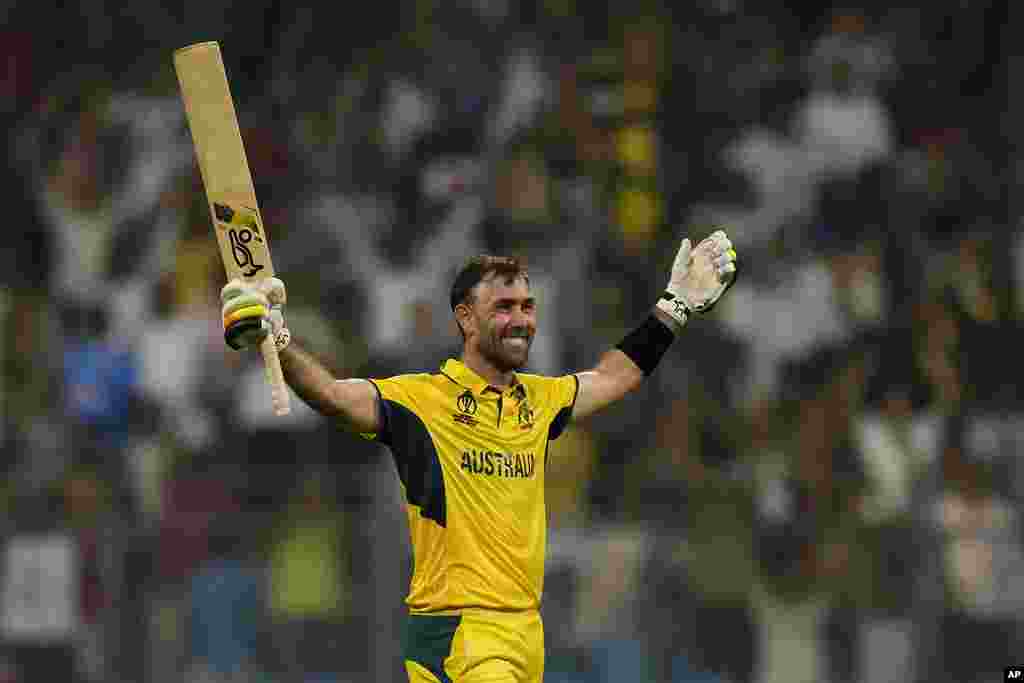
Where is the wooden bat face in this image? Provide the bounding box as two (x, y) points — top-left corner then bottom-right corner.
(173, 41), (276, 284)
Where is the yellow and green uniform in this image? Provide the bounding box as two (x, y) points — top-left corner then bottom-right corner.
(362, 358), (578, 682)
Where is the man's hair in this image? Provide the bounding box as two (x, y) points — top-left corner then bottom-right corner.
(450, 255), (529, 312)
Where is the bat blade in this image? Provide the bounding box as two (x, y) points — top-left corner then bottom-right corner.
(174, 41), (290, 416)
(174, 41), (275, 283)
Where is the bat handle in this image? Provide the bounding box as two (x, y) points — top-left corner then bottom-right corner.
(260, 334), (291, 416)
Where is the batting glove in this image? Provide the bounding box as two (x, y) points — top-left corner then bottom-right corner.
(220, 277), (291, 351)
(656, 229), (738, 327)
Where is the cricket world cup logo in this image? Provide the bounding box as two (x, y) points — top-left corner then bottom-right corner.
(457, 391), (478, 415)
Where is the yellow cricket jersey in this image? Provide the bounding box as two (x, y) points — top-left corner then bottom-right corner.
(363, 358), (578, 614)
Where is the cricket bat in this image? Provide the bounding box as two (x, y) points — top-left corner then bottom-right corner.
(174, 41), (291, 416)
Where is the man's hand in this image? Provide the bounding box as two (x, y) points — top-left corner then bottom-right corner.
(220, 277), (291, 351)
(656, 230), (737, 328)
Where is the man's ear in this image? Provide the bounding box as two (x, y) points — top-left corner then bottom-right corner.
(454, 302), (473, 336)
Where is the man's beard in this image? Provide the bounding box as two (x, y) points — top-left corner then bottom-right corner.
(481, 328), (532, 372)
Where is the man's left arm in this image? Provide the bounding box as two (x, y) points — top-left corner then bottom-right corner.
(571, 231), (737, 422)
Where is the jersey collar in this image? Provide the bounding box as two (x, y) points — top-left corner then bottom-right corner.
(440, 358), (522, 396)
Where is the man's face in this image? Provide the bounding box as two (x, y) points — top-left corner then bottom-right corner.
(461, 273), (536, 372)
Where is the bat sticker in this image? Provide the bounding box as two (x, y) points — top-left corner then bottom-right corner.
(214, 202), (265, 277)
(213, 203), (263, 237)
(214, 202), (238, 224)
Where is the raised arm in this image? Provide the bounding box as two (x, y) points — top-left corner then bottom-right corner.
(221, 277), (380, 433)
(571, 231), (737, 422)
(277, 344), (380, 433)
(572, 309), (680, 421)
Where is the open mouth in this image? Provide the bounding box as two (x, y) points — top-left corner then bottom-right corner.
(503, 337), (529, 349)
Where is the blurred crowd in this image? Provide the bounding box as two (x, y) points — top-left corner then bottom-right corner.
(0, 1), (1017, 682)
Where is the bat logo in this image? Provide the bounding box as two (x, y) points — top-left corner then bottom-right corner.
(229, 228), (265, 277)
(214, 202), (265, 277)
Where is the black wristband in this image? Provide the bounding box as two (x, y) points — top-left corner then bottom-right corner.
(615, 314), (676, 375)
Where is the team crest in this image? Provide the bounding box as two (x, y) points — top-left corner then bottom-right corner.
(517, 400), (535, 428)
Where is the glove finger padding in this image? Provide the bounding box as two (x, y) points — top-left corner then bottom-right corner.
(223, 291), (269, 318)
(671, 238), (692, 280)
(260, 278), (290, 350)
(260, 277), (287, 306)
(687, 232), (737, 313)
(225, 316), (271, 350)
(221, 278), (272, 350)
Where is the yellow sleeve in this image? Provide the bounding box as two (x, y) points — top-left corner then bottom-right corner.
(358, 375), (419, 441)
(543, 374), (579, 441)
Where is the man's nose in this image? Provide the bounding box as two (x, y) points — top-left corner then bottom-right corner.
(511, 308), (533, 327)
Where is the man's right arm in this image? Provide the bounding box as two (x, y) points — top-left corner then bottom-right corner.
(278, 343), (381, 434)
(219, 276), (381, 433)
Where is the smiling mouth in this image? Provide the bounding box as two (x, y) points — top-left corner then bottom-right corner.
(503, 337), (529, 349)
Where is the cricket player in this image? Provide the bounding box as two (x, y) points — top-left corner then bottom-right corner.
(220, 230), (737, 682)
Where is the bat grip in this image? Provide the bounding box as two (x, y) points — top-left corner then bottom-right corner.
(260, 334), (291, 416)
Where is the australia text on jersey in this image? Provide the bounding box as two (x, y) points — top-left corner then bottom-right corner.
(460, 450), (536, 478)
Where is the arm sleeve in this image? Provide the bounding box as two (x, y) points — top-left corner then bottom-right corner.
(359, 376), (414, 443)
(547, 375), (579, 441)
(359, 375), (447, 526)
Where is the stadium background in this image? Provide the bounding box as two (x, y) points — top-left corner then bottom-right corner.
(0, 1), (1017, 681)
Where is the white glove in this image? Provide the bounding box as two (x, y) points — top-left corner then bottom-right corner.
(655, 230), (738, 327)
(220, 277), (291, 351)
